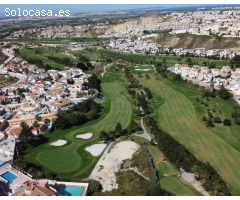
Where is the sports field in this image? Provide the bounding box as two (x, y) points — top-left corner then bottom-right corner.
(26, 72), (132, 179)
(140, 75), (240, 194)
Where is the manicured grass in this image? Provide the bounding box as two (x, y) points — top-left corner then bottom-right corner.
(18, 47), (75, 70)
(25, 72), (132, 179)
(148, 146), (200, 196)
(74, 48), (230, 68)
(20, 37), (108, 45)
(162, 79), (240, 153)
(141, 75), (240, 194)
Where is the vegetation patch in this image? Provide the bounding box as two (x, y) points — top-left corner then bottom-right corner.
(0, 75), (18, 88)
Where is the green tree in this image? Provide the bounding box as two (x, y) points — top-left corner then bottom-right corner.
(218, 86), (231, 100)
(87, 180), (102, 195)
(223, 119), (231, 126)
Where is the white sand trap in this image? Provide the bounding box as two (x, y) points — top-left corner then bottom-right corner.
(85, 143), (107, 156)
(134, 68), (151, 71)
(76, 133), (93, 139)
(50, 139), (67, 146)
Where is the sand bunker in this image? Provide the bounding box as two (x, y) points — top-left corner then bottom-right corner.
(76, 133), (93, 139)
(85, 143), (107, 156)
(134, 68), (151, 71)
(50, 139), (67, 146)
(89, 141), (139, 192)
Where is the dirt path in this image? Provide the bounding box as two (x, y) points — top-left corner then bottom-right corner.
(101, 64), (110, 77)
(121, 167), (150, 181)
(134, 117), (152, 141)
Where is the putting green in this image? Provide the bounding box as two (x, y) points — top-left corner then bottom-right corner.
(141, 76), (240, 193)
(37, 149), (81, 173)
(26, 73), (132, 178)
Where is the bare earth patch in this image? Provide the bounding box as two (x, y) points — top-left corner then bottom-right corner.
(85, 143), (107, 156)
(179, 168), (209, 196)
(76, 133), (93, 139)
(50, 139), (67, 147)
(89, 140), (139, 192)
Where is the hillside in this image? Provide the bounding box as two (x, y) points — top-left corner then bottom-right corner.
(107, 14), (173, 33)
(156, 33), (240, 50)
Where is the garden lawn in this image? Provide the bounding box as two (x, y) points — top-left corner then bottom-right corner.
(25, 73), (132, 179)
(141, 76), (240, 194)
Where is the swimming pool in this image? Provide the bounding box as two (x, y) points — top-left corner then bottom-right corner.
(58, 186), (83, 196)
(1, 171), (18, 185)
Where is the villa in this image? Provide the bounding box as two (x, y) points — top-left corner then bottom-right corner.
(13, 181), (57, 196)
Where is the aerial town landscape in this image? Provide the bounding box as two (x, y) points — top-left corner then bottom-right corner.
(1, 4), (240, 196)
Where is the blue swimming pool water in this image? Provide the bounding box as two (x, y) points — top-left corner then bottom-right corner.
(1, 171), (18, 185)
(58, 186), (83, 196)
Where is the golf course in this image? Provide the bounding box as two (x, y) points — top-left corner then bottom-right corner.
(26, 72), (132, 179)
(140, 74), (240, 194)
(23, 64), (240, 194)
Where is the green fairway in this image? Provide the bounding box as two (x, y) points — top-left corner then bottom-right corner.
(141, 75), (240, 194)
(148, 146), (200, 196)
(26, 73), (132, 179)
(74, 48), (230, 67)
(18, 47), (76, 70)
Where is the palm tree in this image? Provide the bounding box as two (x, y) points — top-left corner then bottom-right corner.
(35, 115), (42, 122)
(32, 121), (40, 134)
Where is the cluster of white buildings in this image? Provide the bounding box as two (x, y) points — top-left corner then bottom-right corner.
(168, 64), (240, 103)
(0, 48), (92, 196)
(0, 48), (95, 135)
(103, 10), (240, 39)
(106, 38), (240, 59)
(107, 38), (158, 54)
(169, 10), (240, 37)
(160, 47), (240, 59)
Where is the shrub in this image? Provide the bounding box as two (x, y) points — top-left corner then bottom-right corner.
(218, 86), (232, 100)
(223, 119), (231, 126)
(235, 117), (240, 125)
(87, 180), (102, 195)
(213, 117), (222, 123)
(206, 118), (215, 127)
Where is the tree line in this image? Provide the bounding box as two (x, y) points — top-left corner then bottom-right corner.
(52, 99), (102, 130)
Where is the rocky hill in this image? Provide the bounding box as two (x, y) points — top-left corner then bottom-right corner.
(156, 33), (240, 50)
